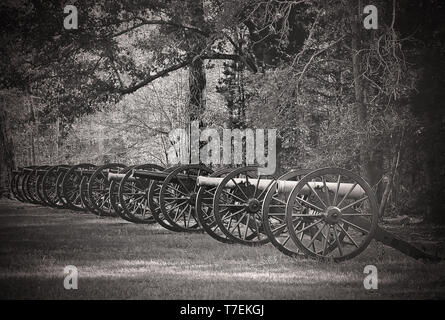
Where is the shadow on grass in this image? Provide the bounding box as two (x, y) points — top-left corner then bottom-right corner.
(1, 199), (445, 299)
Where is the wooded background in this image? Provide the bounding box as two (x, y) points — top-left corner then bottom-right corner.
(0, 0), (444, 222)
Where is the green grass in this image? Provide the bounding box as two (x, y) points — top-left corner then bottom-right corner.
(0, 198), (444, 299)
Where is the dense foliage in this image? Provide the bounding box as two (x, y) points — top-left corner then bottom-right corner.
(1, 0), (444, 222)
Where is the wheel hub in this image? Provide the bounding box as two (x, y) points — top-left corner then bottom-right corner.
(187, 193), (197, 205)
(246, 198), (261, 214)
(324, 206), (342, 224)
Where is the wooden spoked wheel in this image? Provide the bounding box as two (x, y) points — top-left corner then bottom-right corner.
(16, 169), (29, 202)
(195, 168), (235, 243)
(261, 169), (312, 257)
(109, 166), (138, 222)
(148, 166), (182, 231)
(55, 166), (71, 208)
(10, 170), (23, 201)
(80, 172), (99, 214)
(285, 168), (378, 262)
(10, 171), (18, 200)
(213, 166), (276, 246)
(20, 168), (31, 203)
(19, 169), (31, 203)
(87, 163), (126, 217)
(42, 165), (67, 208)
(17, 169), (30, 202)
(23, 166), (40, 204)
(62, 163), (96, 211)
(119, 164), (165, 223)
(159, 164), (213, 233)
(36, 166), (51, 205)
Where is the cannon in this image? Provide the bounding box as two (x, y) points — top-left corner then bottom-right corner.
(18, 166), (51, 205)
(83, 163), (127, 216)
(20, 166), (40, 204)
(60, 163), (97, 211)
(197, 166), (441, 262)
(111, 164), (213, 232)
(17, 167), (35, 203)
(41, 165), (72, 208)
(12, 166), (53, 205)
(78, 166), (98, 213)
(108, 163), (164, 223)
(108, 165), (140, 222)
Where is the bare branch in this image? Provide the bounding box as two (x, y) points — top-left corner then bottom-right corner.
(202, 53), (240, 60)
(119, 58), (192, 95)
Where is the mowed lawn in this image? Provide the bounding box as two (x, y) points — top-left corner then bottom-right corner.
(0, 198), (444, 299)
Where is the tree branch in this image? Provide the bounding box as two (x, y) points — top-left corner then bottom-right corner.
(111, 16), (209, 38)
(119, 58), (192, 95)
(119, 51), (240, 96)
(202, 53), (240, 60)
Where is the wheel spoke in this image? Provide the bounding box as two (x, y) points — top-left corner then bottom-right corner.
(306, 183), (327, 209)
(253, 217), (261, 240)
(253, 175), (262, 198)
(333, 226), (343, 256)
(231, 178), (249, 200)
(306, 222), (327, 249)
(295, 219), (324, 235)
(243, 215), (250, 239)
(333, 174), (341, 205)
(220, 208), (244, 221)
(322, 176), (331, 206)
(341, 218), (369, 234)
(174, 204), (188, 222)
(338, 224), (359, 248)
(340, 196), (369, 212)
(337, 182), (357, 207)
(222, 189), (246, 203)
(230, 212), (247, 233)
(295, 196), (324, 212)
(256, 179), (275, 200)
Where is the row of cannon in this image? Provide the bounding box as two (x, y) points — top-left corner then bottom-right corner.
(10, 163), (440, 262)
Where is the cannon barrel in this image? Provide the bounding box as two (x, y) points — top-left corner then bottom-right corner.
(132, 170), (199, 181)
(196, 176), (365, 199)
(108, 171), (199, 182)
(76, 169), (95, 176)
(132, 170), (169, 181)
(107, 172), (136, 182)
(77, 168), (120, 177)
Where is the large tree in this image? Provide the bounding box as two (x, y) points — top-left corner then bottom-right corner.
(0, 0), (309, 182)
(0, 0), (246, 188)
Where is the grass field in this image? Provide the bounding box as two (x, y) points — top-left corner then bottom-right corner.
(0, 198), (444, 299)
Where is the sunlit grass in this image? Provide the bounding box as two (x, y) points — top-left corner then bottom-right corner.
(0, 199), (444, 299)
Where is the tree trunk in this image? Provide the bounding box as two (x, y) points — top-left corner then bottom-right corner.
(188, 58), (206, 121)
(350, 1), (383, 191)
(187, 0), (206, 122)
(28, 97), (36, 165)
(0, 101), (15, 197)
(379, 131), (403, 217)
(185, 0), (207, 164)
(55, 117), (60, 162)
